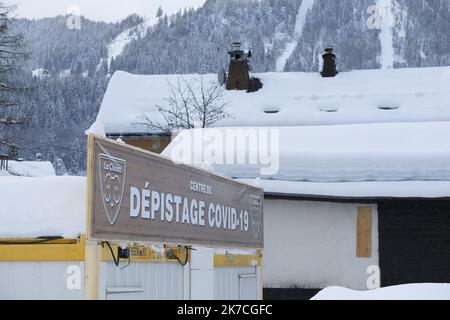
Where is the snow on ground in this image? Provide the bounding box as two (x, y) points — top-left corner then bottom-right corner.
(162, 122), (450, 183)
(107, 18), (159, 68)
(377, 0), (395, 69)
(7, 161), (56, 177)
(92, 66), (450, 134)
(312, 284), (450, 300)
(0, 176), (86, 239)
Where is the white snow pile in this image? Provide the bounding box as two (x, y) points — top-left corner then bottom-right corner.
(239, 180), (450, 199)
(92, 66), (450, 134)
(85, 120), (106, 137)
(162, 122), (450, 184)
(0, 177), (86, 239)
(31, 68), (50, 79)
(312, 284), (450, 300)
(7, 161), (56, 177)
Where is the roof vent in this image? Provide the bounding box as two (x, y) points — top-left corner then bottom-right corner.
(378, 105), (400, 111)
(264, 109), (280, 114)
(321, 47), (338, 78)
(319, 107), (339, 113)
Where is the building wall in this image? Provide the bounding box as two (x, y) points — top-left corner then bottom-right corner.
(263, 199), (379, 291)
(122, 136), (172, 154)
(214, 266), (260, 300)
(0, 262), (84, 300)
(100, 262), (184, 300)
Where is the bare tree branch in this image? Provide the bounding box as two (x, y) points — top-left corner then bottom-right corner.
(135, 76), (231, 134)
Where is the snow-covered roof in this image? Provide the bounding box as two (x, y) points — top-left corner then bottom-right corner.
(162, 122), (450, 184)
(93, 67), (450, 134)
(239, 180), (450, 200)
(0, 177), (85, 239)
(6, 161), (56, 177)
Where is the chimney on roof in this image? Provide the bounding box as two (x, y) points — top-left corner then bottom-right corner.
(321, 47), (338, 78)
(225, 42), (262, 92)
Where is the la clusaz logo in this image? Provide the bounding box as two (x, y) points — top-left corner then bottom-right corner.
(99, 154), (127, 225)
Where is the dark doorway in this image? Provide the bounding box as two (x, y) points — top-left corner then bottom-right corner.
(378, 200), (450, 286)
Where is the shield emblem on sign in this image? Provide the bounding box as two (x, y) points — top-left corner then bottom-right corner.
(99, 153), (127, 225)
(250, 196), (262, 239)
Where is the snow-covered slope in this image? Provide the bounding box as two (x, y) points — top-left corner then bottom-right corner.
(108, 0), (449, 74)
(294, 0), (316, 36)
(93, 66), (450, 134)
(276, 42), (297, 72)
(312, 284), (450, 300)
(377, 0), (395, 69)
(276, 0), (316, 72)
(107, 18), (159, 67)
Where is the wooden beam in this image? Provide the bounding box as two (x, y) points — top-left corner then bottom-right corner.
(357, 207), (373, 258)
(84, 240), (101, 300)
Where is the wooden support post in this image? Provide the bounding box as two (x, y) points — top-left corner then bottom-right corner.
(257, 249), (263, 300)
(85, 135), (100, 299)
(84, 240), (101, 300)
(357, 207), (373, 258)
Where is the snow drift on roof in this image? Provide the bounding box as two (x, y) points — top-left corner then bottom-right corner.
(162, 122), (450, 183)
(0, 177), (85, 239)
(239, 179), (450, 199)
(93, 66), (450, 134)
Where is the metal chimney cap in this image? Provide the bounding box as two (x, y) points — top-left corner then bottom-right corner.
(231, 42), (242, 49)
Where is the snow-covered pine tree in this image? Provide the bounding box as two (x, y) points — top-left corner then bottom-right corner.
(69, 138), (81, 175)
(156, 6), (164, 18)
(0, 2), (29, 158)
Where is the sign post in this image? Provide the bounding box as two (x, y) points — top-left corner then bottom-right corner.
(85, 135), (264, 300)
(86, 134), (264, 248)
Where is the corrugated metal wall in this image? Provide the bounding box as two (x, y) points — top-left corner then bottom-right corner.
(214, 266), (259, 300)
(0, 262), (84, 300)
(100, 262), (184, 300)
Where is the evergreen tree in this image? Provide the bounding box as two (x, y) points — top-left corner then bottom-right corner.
(156, 6), (164, 18)
(0, 3), (29, 157)
(69, 138), (81, 175)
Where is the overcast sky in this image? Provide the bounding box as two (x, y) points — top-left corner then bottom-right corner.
(9, 0), (206, 22)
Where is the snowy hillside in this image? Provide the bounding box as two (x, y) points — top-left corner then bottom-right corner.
(276, 0), (316, 72)
(111, 0), (450, 75)
(107, 18), (159, 68)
